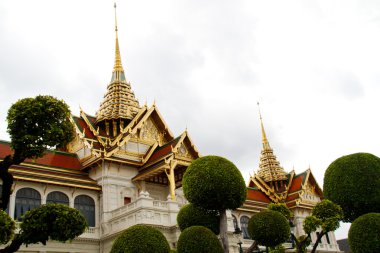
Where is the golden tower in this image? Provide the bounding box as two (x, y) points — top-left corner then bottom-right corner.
(256, 103), (287, 191)
(96, 3), (140, 137)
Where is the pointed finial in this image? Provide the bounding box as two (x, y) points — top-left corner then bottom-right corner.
(114, 2), (118, 32)
(257, 102), (268, 145)
(112, 1), (125, 81)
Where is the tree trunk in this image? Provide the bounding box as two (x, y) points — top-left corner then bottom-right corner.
(291, 233), (310, 253)
(0, 234), (23, 253)
(311, 231), (325, 253)
(219, 209), (229, 253)
(0, 155), (15, 210)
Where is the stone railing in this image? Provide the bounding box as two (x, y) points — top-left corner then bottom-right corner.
(102, 193), (180, 236)
(79, 226), (100, 239)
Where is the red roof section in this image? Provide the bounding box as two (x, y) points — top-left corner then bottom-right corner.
(0, 141), (81, 170)
(145, 137), (180, 165)
(246, 188), (271, 203)
(288, 174), (304, 193)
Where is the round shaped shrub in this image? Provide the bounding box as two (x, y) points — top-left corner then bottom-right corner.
(348, 213), (380, 253)
(177, 204), (220, 234)
(0, 209), (15, 244)
(324, 153), (380, 222)
(21, 203), (87, 245)
(111, 225), (170, 253)
(177, 226), (223, 253)
(183, 156), (247, 211)
(248, 210), (290, 248)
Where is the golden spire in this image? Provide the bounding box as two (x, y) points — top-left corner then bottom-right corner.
(112, 2), (125, 81)
(96, 2), (140, 125)
(256, 103), (287, 183)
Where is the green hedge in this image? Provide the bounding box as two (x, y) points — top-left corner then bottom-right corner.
(324, 153), (380, 222)
(177, 226), (223, 253)
(348, 213), (380, 253)
(177, 204), (220, 234)
(111, 225), (170, 253)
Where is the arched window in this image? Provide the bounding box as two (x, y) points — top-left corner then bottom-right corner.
(46, 191), (69, 205)
(14, 188), (41, 221)
(74, 195), (95, 227)
(240, 216), (250, 239)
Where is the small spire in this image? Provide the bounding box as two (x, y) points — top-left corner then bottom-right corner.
(257, 102), (269, 148)
(112, 2), (125, 81)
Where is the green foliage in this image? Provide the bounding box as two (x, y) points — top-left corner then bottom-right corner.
(177, 226), (223, 253)
(303, 200), (342, 235)
(182, 156), (247, 211)
(20, 203), (87, 245)
(324, 153), (380, 222)
(248, 210), (290, 248)
(312, 200), (343, 232)
(269, 244), (285, 253)
(303, 216), (320, 234)
(293, 235), (311, 253)
(170, 250), (177, 253)
(110, 225), (170, 253)
(348, 213), (380, 253)
(177, 204), (220, 234)
(267, 203), (293, 220)
(7, 95), (74, 160)
(0, 209), (15, 244)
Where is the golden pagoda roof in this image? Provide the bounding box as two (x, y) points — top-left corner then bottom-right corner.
(256, 105), (287, 182)
(96, 3), (140, 123)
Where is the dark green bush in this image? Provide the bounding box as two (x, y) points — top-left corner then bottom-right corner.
(324, 153), (380, 222)
(0, 209), (15, 244)
(248, 210), (290, 248)
(177, 204), (220, 234)
(182, 156), (246, 211)
(348, 213), (380, 253)
(111, 225), (170, 253)
(177, 226), (223, 253)
(20, 203), (87, 245)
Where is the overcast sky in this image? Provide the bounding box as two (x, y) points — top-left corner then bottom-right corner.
(1, 0), (380, 239)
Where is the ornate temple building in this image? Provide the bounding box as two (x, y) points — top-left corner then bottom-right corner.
(232, 112), (342, 252)
(0, 5), (341, 253)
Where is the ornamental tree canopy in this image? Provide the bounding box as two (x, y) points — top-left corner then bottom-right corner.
(177, 204), (220, 235)
(7, 95), (74, 161)
(182, 156), (246, 211)
(248, 210), (290, 248)
(348, 213), (380, 253)
(21, 204), (87, 245)
(177, 226), (224, 253)
(323, 153), (380, 222)
(110, 225), (170, 253)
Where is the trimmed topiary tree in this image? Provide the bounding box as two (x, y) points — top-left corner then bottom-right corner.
(177, 203), (220, 234)
(0, 204), (87, 253)
(1, 95), (74, 211)
(182, 156), (246, 253)
(21, 203), (87, 245)
(177, 226), (224, 253)
(324, 153), (380, 222)
(110, 225), (170, 253)
(0, 210), (15, 245)
(248, 210), (290, 249)
(348, 213), (380, 253)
